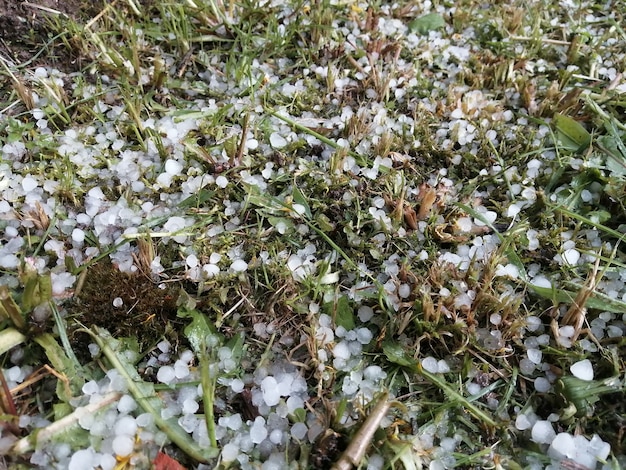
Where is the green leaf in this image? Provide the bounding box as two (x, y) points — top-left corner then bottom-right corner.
(597, 134), (626, 177)
(292, 186), (312, 219)
(553, 113), (591, 153)
(178, 307), (220, 355)
(21, 271), (53, 312)
(90, 327), (216, 462)
(382, 341), (418, 369)
(324, 295), (354, 331)
(225, 331), (245, 365)
(34, 333), (84, 401)
(408, 13), (446, 35)
(0, 286), (25, 330)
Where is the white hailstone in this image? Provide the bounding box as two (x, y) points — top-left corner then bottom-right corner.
(534, 377), (551, 392)
(222, 442), (239, 462)
(179, 414), (199, 433)
(82, 380), (100, 396)
(422, 357), (439, 373)
(157, 341), (170, 353)
(437, 360), (451, 373)
(531, 420), (556, 444)
(269, 132), (288, 148)
(227, 413), (243, 431)
(0, 254), (19, 269)
(114, 416), (138, 437)
(506, 203), (522, 218)
(261, 376), (280, 407)
(117, 395), (137, 414)
(367, 454), (385, 470)
(112, 297), (123, 308)
(71, 228), (85, 243)
(356, 328), (373, 345)
(515, 414), (532, 430)
(186, 254), (199, 268)
(548, 432), (575, 459)
(466, 382), (481, 395)
(250, 416), (268, 444)
(230, 378), (244, 393)
(174, 360), (190, 379)
(530, 276), (552, 289)
(68, 448), (97, 470)
(182, 398), (199, 414)
(474, 210), (497, 226)
(358, 305), (374, 322)
(246, 138), (259, 150)
(570, 359), (594, 381)
(561, 248), (580, 266)
(489, 314), (501, 325)
(21, 176), (38, 192)
(286, 395), (304, 413)
(216, 175), (228, 188)
(495, 263), (519, 278)
(164, 159), (183, 175)
(203, 264), (220, 277)
(588, 434), (611, 460)
(157, 365), (176, 384)
(230, 259), (248, 272)
(398, 284), (411, 298)
(272, 375), (289, 398)
(88, 343), (100, 357)
(112, 435), (135, 457)
(527, 349), (542, 364)
(269, 429), (283, 444)
(519, 358), (535, 375)
(290, 422), (307, 440)
(332, 342), (351, 360)
(292, 203), (306, 216)
(526, 316), (541, 332)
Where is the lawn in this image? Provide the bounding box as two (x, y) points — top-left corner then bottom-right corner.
(0, 0), (625, 469)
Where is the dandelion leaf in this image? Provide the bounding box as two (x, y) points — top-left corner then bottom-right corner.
(408, 13), (445, 35)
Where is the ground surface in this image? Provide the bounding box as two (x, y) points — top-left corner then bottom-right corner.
(0, 1), (625, 469)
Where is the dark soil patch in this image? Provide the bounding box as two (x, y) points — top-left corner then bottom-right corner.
(0, 0), (104, 69)
(69, 260), (181, 357)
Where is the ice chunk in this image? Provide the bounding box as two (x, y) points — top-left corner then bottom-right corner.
(515, 414), (531, 430)
(570, 359), (593, 381)
(534, 377), (551, 392)
(68, 448), (97, 470)
(588, 434), (610, 460)
(269, 429), (283, 444)
(157, 365), (176, 384)
(421, 357), (438, 373)
(270, 132), (288, 148)
(114, 416), (138, 437)
(231, 259), (248, 272)
(527, 349), (542, 364)
(286, 395), (304, 413)
(230, 378), (244, 393)
(222, 442), (239, 462)
(332, 341), (351, 360)
(356, 328), (373, 345)
(112, 435), (134, 457)
(290, 422), (307, 440)
(549, 432), (574, 459)
(531, 420), (556, 444)
(261, 376), (280, 407)
(250, 416), (268, 444)
(117, 395), (137, 414)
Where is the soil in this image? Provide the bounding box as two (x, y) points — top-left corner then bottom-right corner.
(0, 0), (104, 69)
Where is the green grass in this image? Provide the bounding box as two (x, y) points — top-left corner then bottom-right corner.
(0, 0), (625, 468)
